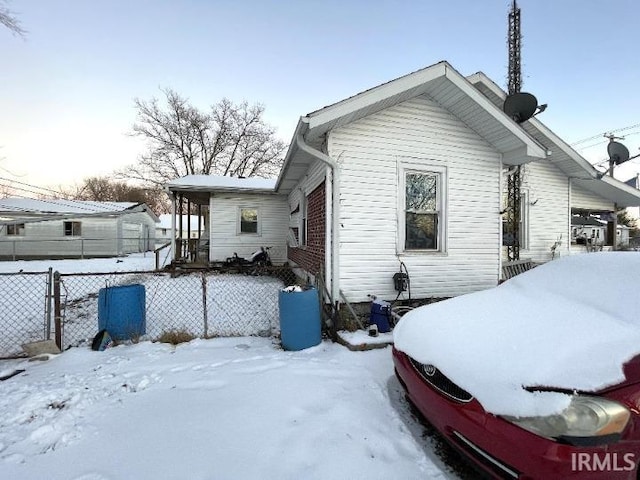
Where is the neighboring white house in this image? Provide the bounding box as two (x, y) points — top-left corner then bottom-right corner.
(570, 215), (630, 252)
(164, 176), (289, 265)
(156, 214), (204, 245)
(0, 198), (158, 260)
(165, 61), (640, 305)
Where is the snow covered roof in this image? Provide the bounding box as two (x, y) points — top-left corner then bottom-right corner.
(166, 175), (277, 192)
(571, 216), (607, 227)
(394, 252), (640, 417)
(0, 198), (139, 215)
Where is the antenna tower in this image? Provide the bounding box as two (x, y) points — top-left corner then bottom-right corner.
(506, 0), (522, 261)
(507, 0), (522, 96)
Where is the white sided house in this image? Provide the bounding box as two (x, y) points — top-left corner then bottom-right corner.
(0, 198), (158, 260)
(570, 215), (630, 251)
(156, 214), (204, 246)
(164, 61), (640, 306)
(276, 61), (640, 305)
(164, 175), (289, 265)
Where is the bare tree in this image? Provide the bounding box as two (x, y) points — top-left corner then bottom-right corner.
(0, 0), (26, 37)
(67, 176), (169, 214)
(0, 183), (14, 198)
(122, 89), (287, 186)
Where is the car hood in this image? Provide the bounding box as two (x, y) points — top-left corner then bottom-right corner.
(599, 354), (640, 394)
(394, 253), (640, 418)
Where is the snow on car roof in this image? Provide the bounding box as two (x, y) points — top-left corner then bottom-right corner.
(394, 252), (640, 417)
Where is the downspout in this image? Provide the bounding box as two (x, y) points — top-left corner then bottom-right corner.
(295, 122), (341, 304)
(324, 165), (333, 296)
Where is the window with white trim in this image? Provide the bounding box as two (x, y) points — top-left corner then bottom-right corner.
(64, 221), (81, 236)
(403, 170), (444, 251)
(239, 208), (259, 234)
(7, 223), (25, 236)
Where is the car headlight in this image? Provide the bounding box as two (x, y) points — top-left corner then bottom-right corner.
(503, 395), (631, 446)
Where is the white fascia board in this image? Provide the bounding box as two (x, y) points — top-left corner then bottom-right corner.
(599, 175), (640, 207)
(274, 118), (308, 192)
(445, 67), (547, 160)
(527, 117), (597, 177)
(306, 63), (447, 130)
(468, 72), (597, 178)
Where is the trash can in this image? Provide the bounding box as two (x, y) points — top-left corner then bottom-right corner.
(370, 298), (391, 333)
(98, 284), (146, 341)
(278, 286), (321, 351)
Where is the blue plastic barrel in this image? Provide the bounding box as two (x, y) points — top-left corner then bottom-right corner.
(98, 284), (146, 341)
(370, 299), (391, 333)
(278, 287), (321, 351)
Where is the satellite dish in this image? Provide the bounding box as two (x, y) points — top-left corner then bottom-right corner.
(608, 141), (630, 165)
(503, 92), (538, 123)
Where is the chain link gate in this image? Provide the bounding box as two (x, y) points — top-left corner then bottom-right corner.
(0, 270), (53, 358)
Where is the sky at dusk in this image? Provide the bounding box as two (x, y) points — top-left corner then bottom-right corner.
(1, 0), (639, 191)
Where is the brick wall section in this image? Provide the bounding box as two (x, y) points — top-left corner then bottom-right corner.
(288, 182), (325, 274)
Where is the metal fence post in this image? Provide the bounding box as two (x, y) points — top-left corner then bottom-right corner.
(45, 267), (53, 339)
(53, 271), (62, 350)
(201, 271), (208, 338)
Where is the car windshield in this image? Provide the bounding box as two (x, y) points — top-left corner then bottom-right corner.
(394, 252), (640, 417)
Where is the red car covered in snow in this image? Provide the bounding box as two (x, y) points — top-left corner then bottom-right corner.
(392, 253), (640, 479)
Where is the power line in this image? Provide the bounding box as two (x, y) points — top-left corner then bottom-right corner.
(571, 123), (640, 146)
(575, 131), (640, 160)
(0, 176), (70, 199)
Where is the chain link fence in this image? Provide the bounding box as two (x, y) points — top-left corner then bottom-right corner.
(0, 266), (299, 357)
(0, 271), (53, 357)
(0, 236), (155, 261)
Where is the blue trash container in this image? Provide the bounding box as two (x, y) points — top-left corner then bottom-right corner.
(98, 284), (146, 341)
(370, 299), (391, 333)
(278, 287), (321, 351)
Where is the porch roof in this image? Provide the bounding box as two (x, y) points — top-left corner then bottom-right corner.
(165, 175), (279, 204)
(468, 73), (640, 208)
(276, 61), (548, 194)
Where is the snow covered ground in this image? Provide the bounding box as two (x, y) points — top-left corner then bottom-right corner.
(0, 338), (457, 480)
(0, 252), (160, 274)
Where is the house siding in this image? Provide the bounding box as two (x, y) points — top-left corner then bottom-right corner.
(288, 181), (326, 274)
(571, 182), (615, 211)
(119, 211), (157, 253)
(208, 192), (289, 264)
(0, 212), (156, 259)
(327, 93), (502, 302)
(505, 163), (616, 263)
(516, 161), (571, 263)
